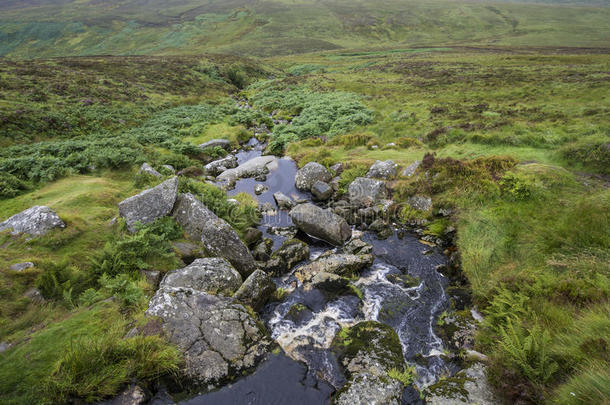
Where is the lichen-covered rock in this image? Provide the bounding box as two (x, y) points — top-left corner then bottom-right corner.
(199, 138), (231, 150)
(408, 195), (433, 211)
(424, 363), (498, 405)
(289, 203), (351, 246)
(295, 253), (373, 283)
(343, 238), (373, 255)
(146, 287), (271, 387)
(233, 269), (276, 310)
(252, 238), (273, 261)
(99, 384), (148, 405)
(171, 193), (216, 241)
(348, 177), (387, 208)
(204, 155), (238, 176)
(9, 262), (34, 271)
(243, 227), (263, 247)
(366, 160), (397, 179)
(118, 177), (178, 232)
(295, 162), (332, 191)
(161, 258), (242, 296)
(334, 373), (403, 405)
(311, 180), (333, 201)
(0, 206), (65, 236)
(401, 160), (421, 177)
(139, 163), (162, 178)
(265, 238), (309, 275)
(273, 191), (294, 210)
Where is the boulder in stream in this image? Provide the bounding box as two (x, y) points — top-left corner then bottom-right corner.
(233, 269), (276, 310)
(294, 253), (373, 283)
(348, 177), (387, 208)
(311, 180), (333, 201)
(265, 238), (309, 275)
(289, 203), (351, 246)
(0, 206), (66, 236)
(295, 162), (332, 191)
(217, 155), (277, 184)
(273, 191), (294, 210)
(204, 155), (238, 176)
(118, 177), (178, 232)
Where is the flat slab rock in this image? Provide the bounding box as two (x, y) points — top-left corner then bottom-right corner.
(161, 258), (242, 296)
(118, 177), (178, 232)
(146, 286), (271, 387)
(0, 206), (65, 236)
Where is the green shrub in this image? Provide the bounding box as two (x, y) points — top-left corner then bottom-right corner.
(561, 137), (610, 174)
(337, 165), (368, 194)
(0, 172), (28, 199)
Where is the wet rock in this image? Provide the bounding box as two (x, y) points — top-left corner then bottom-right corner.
(199, 139), (231, 150)
(252, 238), (273, 261)
(259, 202), (277, 216)
(147, 387), (175, 405)
(9, 262), (34, 271)
(139, 270), (161, 288)
(401, 160), (421, 177)
(408, 195), (432, 212)
(233, 269), (276, 310)
(348, 178), (387, 208)
(139, 163), (162, 178)
(254, 184), (268, 195)
(0, 206), (66, 236)
(204, 155), (238, 176)
(171, 241), (205, 264)
(217, 156), (277, 183)
(265, 238), (309, 275)
(334, 373), (402, 405)
(343, 238), (373, 255)
(171, 193), (216, 241)
(161, 258), (242, 296)
(295, 253), (373, 283)
(284, 303), (314, 326)
(366, 160), (397, 179)
(146, 287), (271, 388)
(311, 180), (333, 201)
(243, 227), (263, 247)
(99, 384), (148, 405)
(289, 203), (352, 246)
(424, 363), (498, 405)
(273, 192), (294, 210)
(119, 177), (178, 232)
(295, 162), (332, 191)
(310, 272), (349, 292)
(24, 287), (45, 303)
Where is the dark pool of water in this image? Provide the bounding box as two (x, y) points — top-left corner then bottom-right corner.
(180, 353), (333, 405)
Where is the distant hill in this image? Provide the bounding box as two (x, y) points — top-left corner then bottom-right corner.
(0, 0), (609, 58)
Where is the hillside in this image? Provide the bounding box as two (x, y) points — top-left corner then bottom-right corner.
(0, 0), (609, 58)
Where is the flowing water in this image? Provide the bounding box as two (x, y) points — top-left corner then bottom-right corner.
(184, 139), (450, 403)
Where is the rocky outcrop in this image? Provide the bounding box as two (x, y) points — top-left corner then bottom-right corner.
(366, 160), (397, 179)
(118, 177), (178, 232)
(264, 238), (309, 275)
(348, 177), (387, 208)
(204, 155), (238, 176)
(161, 258), (242, 296)
(217, 156), (277, 183)
(289, 203), (351, 246)
(295, 162), (332, 191)
(171, 193), (217, 241)
(294, 253), (373, 283)
(199, 139), (231, 150)
(408, 195), (432, 211)
(0, 206), (65, 236)
(424, 363), (498, 405)
(146, 287), (271, 387)
(233, 269), (276, 310)
(311, 180), (333, 201)
(139, 163), (162, 178)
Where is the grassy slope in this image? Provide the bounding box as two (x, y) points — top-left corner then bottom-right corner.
(0, 0), (609, 58)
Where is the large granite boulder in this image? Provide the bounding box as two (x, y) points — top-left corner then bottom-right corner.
(366, 160), (397, 179)
(161, 258), (242, 296)
(199, 139), (231, 150)
(289, 203), (351, 246)
(146, 287), (271, 387)
(0, 206), (65, 236)
(295, 162), (332, 191)
(265, 238), (310, 275)
(294, 253), (373, 283)
(171, 193), (256, 276)
(217, 156), (277, 183)
(348, 177), (387, 208)
(204, 155), (238, 176)
(118, 177), (178, 232)
(233, 269), (276, 310)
